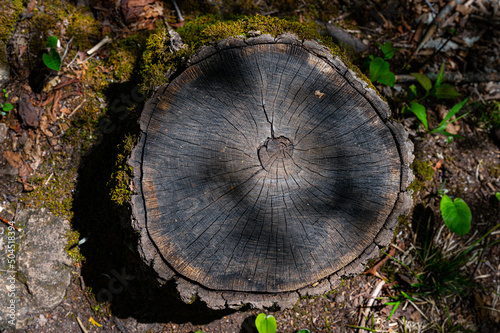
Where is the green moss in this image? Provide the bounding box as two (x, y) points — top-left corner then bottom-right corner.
(469, 100), (500, 130)
(0, 0), (24, 64)
(489, 165), (500, 179)
(66, 8), (101, 50)
(106, 34), (148, 82)
(408, 160), (434, 194)
(21, 151), (77, 218)
(30, 0), (68, 52)
(66, 229), (85, 262)
(108, 134), (137, 206)
(140, 15), (366, 90)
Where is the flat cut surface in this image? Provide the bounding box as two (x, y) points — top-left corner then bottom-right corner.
(139, 41), (402, 293)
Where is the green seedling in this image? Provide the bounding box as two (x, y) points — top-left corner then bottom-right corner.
(255, 313), (277, 333)
(495, 192), (500, 201)
(297, 330), (311, 333)
(440, 195), (472, 236)
(368, 41), (396, 87)
(42, 35), (62, 71)
(404, 63), (468, 140)
(0, 89), (13, 116)
(384, 291), (415, 320)
(429, 97), (469, 139)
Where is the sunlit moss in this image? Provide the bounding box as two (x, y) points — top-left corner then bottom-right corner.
(408, 160), (434, 194)
(21, 151), (77, 219)
(140, 15), (370, 90)
(106, 34), (148, 82)
(66, 8), (101, 50)
(108, 134), (137, 206)
(0, 0), (24, 64)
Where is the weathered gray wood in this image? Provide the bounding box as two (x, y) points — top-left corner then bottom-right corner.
(130, 34), (413, 309)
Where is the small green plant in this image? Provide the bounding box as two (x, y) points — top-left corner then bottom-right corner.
(440, 195), (472, 236)
(0, 89), (13, 116)
(367, 41), (395, 87)
(404, 63), (468, 140)
(42, 36), (62, 71)
(297, 330), (311, 333)
(255, 313), (277, 333)
(496, 192), (500, 201)
(384, 291), (415, 320)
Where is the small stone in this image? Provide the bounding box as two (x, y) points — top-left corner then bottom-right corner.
(335, 293), (345, 303)
(0, 63), (9, 87)
(38, 314), (47, 327)
(0, 209), (73, 330)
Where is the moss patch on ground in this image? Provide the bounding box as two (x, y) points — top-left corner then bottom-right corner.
(408, 159), (435, 195)
(0, 0), (24, 64)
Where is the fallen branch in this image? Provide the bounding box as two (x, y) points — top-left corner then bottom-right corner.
(364, 246), (396, 280)
(0, 216), (20, 232)
(87, 36), (111, 56)
(325, 23), (368, 53)
(358, 280), (386, 333)
(396, 72), (500, 84)
(413, 0), (464, 57)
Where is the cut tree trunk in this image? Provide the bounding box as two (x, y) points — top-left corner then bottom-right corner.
(129, 33), (414, 309)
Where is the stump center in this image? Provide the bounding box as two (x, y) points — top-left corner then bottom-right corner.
(257, 136), (294, 171)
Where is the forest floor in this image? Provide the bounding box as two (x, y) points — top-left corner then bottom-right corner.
(0, 0), (499, 332)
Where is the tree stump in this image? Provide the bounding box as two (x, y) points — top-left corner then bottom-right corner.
(129, 33), (413, 309)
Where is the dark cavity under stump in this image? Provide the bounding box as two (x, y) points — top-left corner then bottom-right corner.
(129, 33), (414, 309)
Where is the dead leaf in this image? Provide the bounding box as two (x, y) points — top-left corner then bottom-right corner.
(18, 97), (41, 128)
(409, 305), (422, 322)
(39, 116), (54, 138)
(42, 76), (61, 94)
(18, 162), (33, 182)
(433, 158), (444, 171)
(456, 4), (474, 16)
(3, 151), (23, 169)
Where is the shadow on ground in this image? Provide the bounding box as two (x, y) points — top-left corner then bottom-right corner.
(70, 80), (235, 324)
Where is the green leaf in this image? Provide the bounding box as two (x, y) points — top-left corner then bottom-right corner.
(411, 73), (432, 92)
(369, 57), (395, 87)
(495, 192), (500, 201)
(255, 313), (277, 333)
(409, 102), (428, 130)
(385, 300), (400, 320)
(369, 57), (388, 81)
(2, 103), (13, 112)
(433, 84), (460, 99)
(42, 48), (61, 71)
(444, 97), (469, 123)
(440, 195), (472, 236)
(377, 71), (395, 87)
(297, 330), (311, 333)
(407, 84), (418, 102)
(46, 35), (59, 48)
(380, 41), (395, 60)
(436, 63), (446, 88)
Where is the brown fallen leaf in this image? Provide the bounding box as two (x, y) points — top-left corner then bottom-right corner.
(18, 97), (41, 128)
(3, 151), (23, 169)
(433, 158), (444, 171)
(39, 116), (54, 138)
